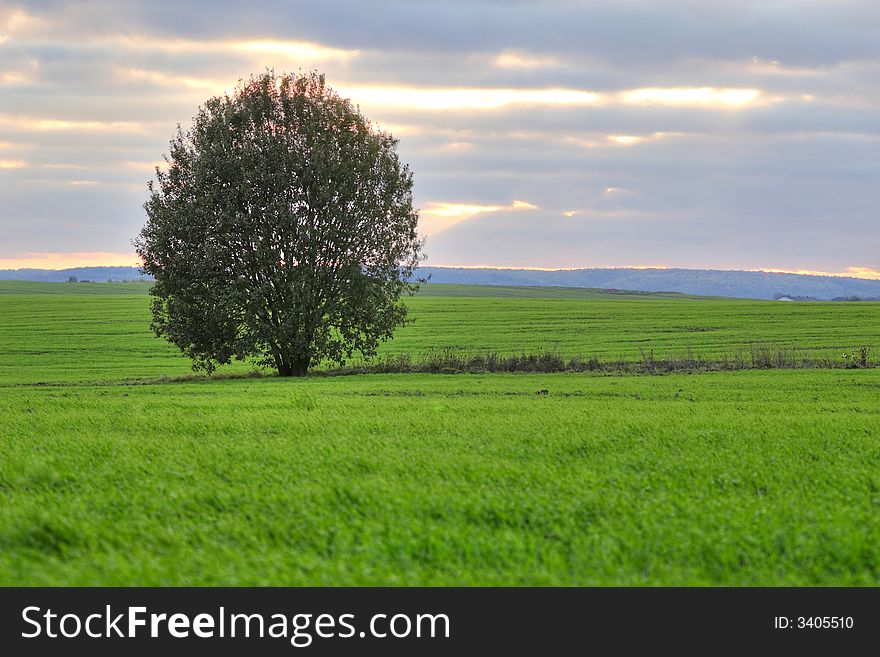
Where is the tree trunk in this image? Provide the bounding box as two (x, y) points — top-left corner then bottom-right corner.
(272, 350), (291, 376)
(291, 355), (310, 377)
(276, 353), (310, 377)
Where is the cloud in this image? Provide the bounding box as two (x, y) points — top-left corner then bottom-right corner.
(436, 141), (474, 152)
(620, 87), (762, 107)
(0, 115), (145, 132)
(230, 39), (357, 62)
(336, 85), (776, 112)
(337, 85), (601, 110)
(0, 0), (878, 272)
(123, 68), (234, 93)
(493, 50), (560, 70)
(0, 7), (45, 39)
(606, 131), (684, 146)
(1, 71), (25, 84)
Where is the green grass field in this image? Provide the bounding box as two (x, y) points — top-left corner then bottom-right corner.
(1, 281), (877, 384)
(1, 281), (879, 585)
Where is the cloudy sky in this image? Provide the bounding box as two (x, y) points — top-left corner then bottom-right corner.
(1, 0), (878, 276)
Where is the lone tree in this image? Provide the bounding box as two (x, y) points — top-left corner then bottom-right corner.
(135, 71), (422, 376)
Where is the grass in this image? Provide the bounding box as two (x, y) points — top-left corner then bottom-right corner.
(386, 295), (879, 366)
(0, 280), (879, 585)
(3, 372), (880, 585)
(0, 281), (877, 384)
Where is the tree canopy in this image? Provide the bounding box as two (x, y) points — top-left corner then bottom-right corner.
(135, 71), (423, 376)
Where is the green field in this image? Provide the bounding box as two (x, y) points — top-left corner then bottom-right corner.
(1, 281), (879, 585)
(1, 281), (877, 384)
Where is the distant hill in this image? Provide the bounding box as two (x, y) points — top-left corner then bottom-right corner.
(2, 265), (880, 300)
(414, 284), (696, 300)
(413, 267), (880, 301)
(0, 266), (149, 283)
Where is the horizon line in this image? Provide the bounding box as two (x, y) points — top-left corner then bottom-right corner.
(2, 261), (879, 281)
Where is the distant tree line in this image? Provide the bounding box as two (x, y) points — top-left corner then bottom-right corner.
(66, 276), (149, 283)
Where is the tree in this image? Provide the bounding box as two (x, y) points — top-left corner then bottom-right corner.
(135, 71), (423, 376)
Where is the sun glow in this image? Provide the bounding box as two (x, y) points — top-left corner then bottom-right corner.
(419, 200), (539, 236)
(607, 134), (644, 146)
(422, 202), (505, 218)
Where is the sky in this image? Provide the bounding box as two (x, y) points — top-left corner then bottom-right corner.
(0, 0), (878, 277)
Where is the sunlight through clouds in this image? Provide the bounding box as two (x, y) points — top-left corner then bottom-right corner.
(621, 87), (761, 107)
(607, 135), (644, 146)
(423, 203), (506, 218)
(419, 200), (539, 236)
